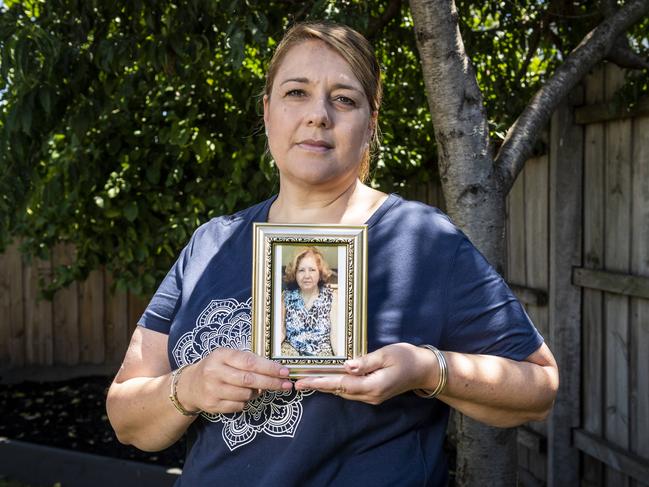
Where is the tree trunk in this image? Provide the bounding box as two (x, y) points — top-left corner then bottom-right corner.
(409, 1), (515, 485)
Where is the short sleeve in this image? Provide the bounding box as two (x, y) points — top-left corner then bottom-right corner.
(137, 241), (192, 334)
(440, 237), (543, 360)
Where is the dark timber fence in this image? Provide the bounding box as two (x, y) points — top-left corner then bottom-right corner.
(0, 243), (148, 373)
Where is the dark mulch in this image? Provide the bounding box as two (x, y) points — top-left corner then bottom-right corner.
(0, 376), (185, 468)
(1, 376), (458, 484)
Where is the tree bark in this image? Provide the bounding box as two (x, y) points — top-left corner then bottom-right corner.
(409, 0), (504, 267)
(409, 1), (513, 485)
(409, 0), (649, 485)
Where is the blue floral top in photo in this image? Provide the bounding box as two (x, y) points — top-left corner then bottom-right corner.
(284, 285), (334, 356)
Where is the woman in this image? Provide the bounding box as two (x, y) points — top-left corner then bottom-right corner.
(106, 21), (558, 486)
(280, 247), (339, 357)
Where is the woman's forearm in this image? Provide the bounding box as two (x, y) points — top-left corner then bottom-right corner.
(295, 342), (558, 428)
(106, 372), (196, 451)
(431, 348), (558, 427)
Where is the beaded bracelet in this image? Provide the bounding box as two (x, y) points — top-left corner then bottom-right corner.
(413, 344), (448, 399)
(169, 364), (201, 416)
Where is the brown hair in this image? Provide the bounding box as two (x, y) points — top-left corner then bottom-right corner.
(264, 21), (382, 182)
(284, 247), (333, 289)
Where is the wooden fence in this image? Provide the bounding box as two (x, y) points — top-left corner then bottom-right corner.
(505, 63), (649, 487)
(0, 243), (148, 371)
(576, 63), (649, 487)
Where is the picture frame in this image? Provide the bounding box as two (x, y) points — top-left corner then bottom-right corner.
(251, 223), (368, 377)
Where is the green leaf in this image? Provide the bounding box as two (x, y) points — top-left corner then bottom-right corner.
(146, 162), (161, 184)
(123, 201), (138, 222)
(229, 29), (245, 69)
(39, 86), (53, 114)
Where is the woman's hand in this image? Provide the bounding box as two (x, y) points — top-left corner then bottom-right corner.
(296, 341), (559, 428)
(178, 349), (294, 414)
(294, 343), (436, 405)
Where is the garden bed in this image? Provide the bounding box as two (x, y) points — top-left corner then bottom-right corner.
(0, 375), (185, 468)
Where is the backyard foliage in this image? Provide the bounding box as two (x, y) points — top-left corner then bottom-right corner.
(1, 0), (647, 296)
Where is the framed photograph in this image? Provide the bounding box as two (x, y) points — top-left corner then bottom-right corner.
(252, 223), (367, 377)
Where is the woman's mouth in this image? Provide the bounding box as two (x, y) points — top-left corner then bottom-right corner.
(297, 139), (333, 152)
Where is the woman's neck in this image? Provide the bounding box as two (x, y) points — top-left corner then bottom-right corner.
(300, 288), (319, 301)
(268, 178), (387, 225)
(300, 287), (319, 310)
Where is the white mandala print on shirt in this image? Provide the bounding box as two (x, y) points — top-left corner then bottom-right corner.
(172, 297), (314, 451)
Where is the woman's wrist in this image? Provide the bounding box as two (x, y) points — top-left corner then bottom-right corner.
(169, 363), (201, 416)
(413, 344), (448, 398)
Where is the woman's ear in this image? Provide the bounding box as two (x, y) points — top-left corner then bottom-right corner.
(263, 94), (270, 133)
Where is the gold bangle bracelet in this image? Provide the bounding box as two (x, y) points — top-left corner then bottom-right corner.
(169, 364), (201, 416)
(413, 344), (448, 399)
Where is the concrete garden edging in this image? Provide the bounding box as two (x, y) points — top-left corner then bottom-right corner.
(0, 438), (180, 487)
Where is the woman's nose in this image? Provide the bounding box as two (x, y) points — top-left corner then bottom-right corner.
(306, 98), (331, 128)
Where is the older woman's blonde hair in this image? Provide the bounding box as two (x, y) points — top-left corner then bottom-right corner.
(284, 247), (333, 289)
(263, 21), (382, 182)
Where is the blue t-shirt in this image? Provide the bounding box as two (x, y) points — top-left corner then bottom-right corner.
(140, 194), (543, 487)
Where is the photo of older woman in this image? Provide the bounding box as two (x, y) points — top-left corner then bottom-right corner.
(280, 246), (339, 357)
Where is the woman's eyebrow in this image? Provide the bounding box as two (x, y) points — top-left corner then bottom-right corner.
(280, 77), (362, 93)
(331, 82), (362, 93)
(280, 77), (309, 85)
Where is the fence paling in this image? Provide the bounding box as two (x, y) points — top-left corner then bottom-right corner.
(630, 114), (649, 473)
(581, 64), (606, 487)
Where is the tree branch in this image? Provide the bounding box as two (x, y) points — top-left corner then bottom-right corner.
(606, 35), (649, 69)
(496, 0), (649, 194)
(516, 16), (546, 82)
(600, 0), (649, 69)
(601, 0), (618, 18)
(366, 0), (402, 40)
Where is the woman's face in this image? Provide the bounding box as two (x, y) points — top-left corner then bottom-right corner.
(263, 40), (375, 188)
(296, 254), (320, 293)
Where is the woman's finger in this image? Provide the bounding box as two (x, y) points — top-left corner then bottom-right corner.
(220, 363), (293, 392)
(344, 348), (387, 375)
(224, 349), (290, 378)
(296, 373), (374, 397)
(203, 382), (261, 403)
(295, 375), (342, 394)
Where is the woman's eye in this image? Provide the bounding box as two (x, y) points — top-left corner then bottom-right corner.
(336, 96), (356, 106)
(286, 89), (305, 97)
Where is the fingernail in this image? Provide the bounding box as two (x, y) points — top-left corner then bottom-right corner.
(345, 360), (359, 371)
(282, 381), (293, 390)
(279, 367), (290, 377)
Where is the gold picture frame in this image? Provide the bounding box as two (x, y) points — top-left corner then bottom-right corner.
(251, 223), (367, 377)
